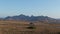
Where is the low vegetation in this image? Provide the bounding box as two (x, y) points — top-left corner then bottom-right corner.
(0, 20), (60, 34)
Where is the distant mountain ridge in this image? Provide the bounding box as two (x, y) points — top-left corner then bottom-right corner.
(0, 14), (60, 24)
(4, 14), (54, 21)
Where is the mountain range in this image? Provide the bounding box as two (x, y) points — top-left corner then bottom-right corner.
(0, 14), (60, 24)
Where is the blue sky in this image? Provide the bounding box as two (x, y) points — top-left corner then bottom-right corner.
(0, 0), (60, 18)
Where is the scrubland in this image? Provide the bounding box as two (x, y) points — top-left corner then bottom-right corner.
(0, 20), (60, 34)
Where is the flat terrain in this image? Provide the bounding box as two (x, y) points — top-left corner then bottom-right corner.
(0, 20), (60, 34)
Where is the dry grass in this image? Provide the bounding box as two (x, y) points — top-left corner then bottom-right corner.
(0, 20), (60, 34)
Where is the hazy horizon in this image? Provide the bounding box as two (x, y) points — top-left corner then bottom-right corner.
(0, 0), (60, 18)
